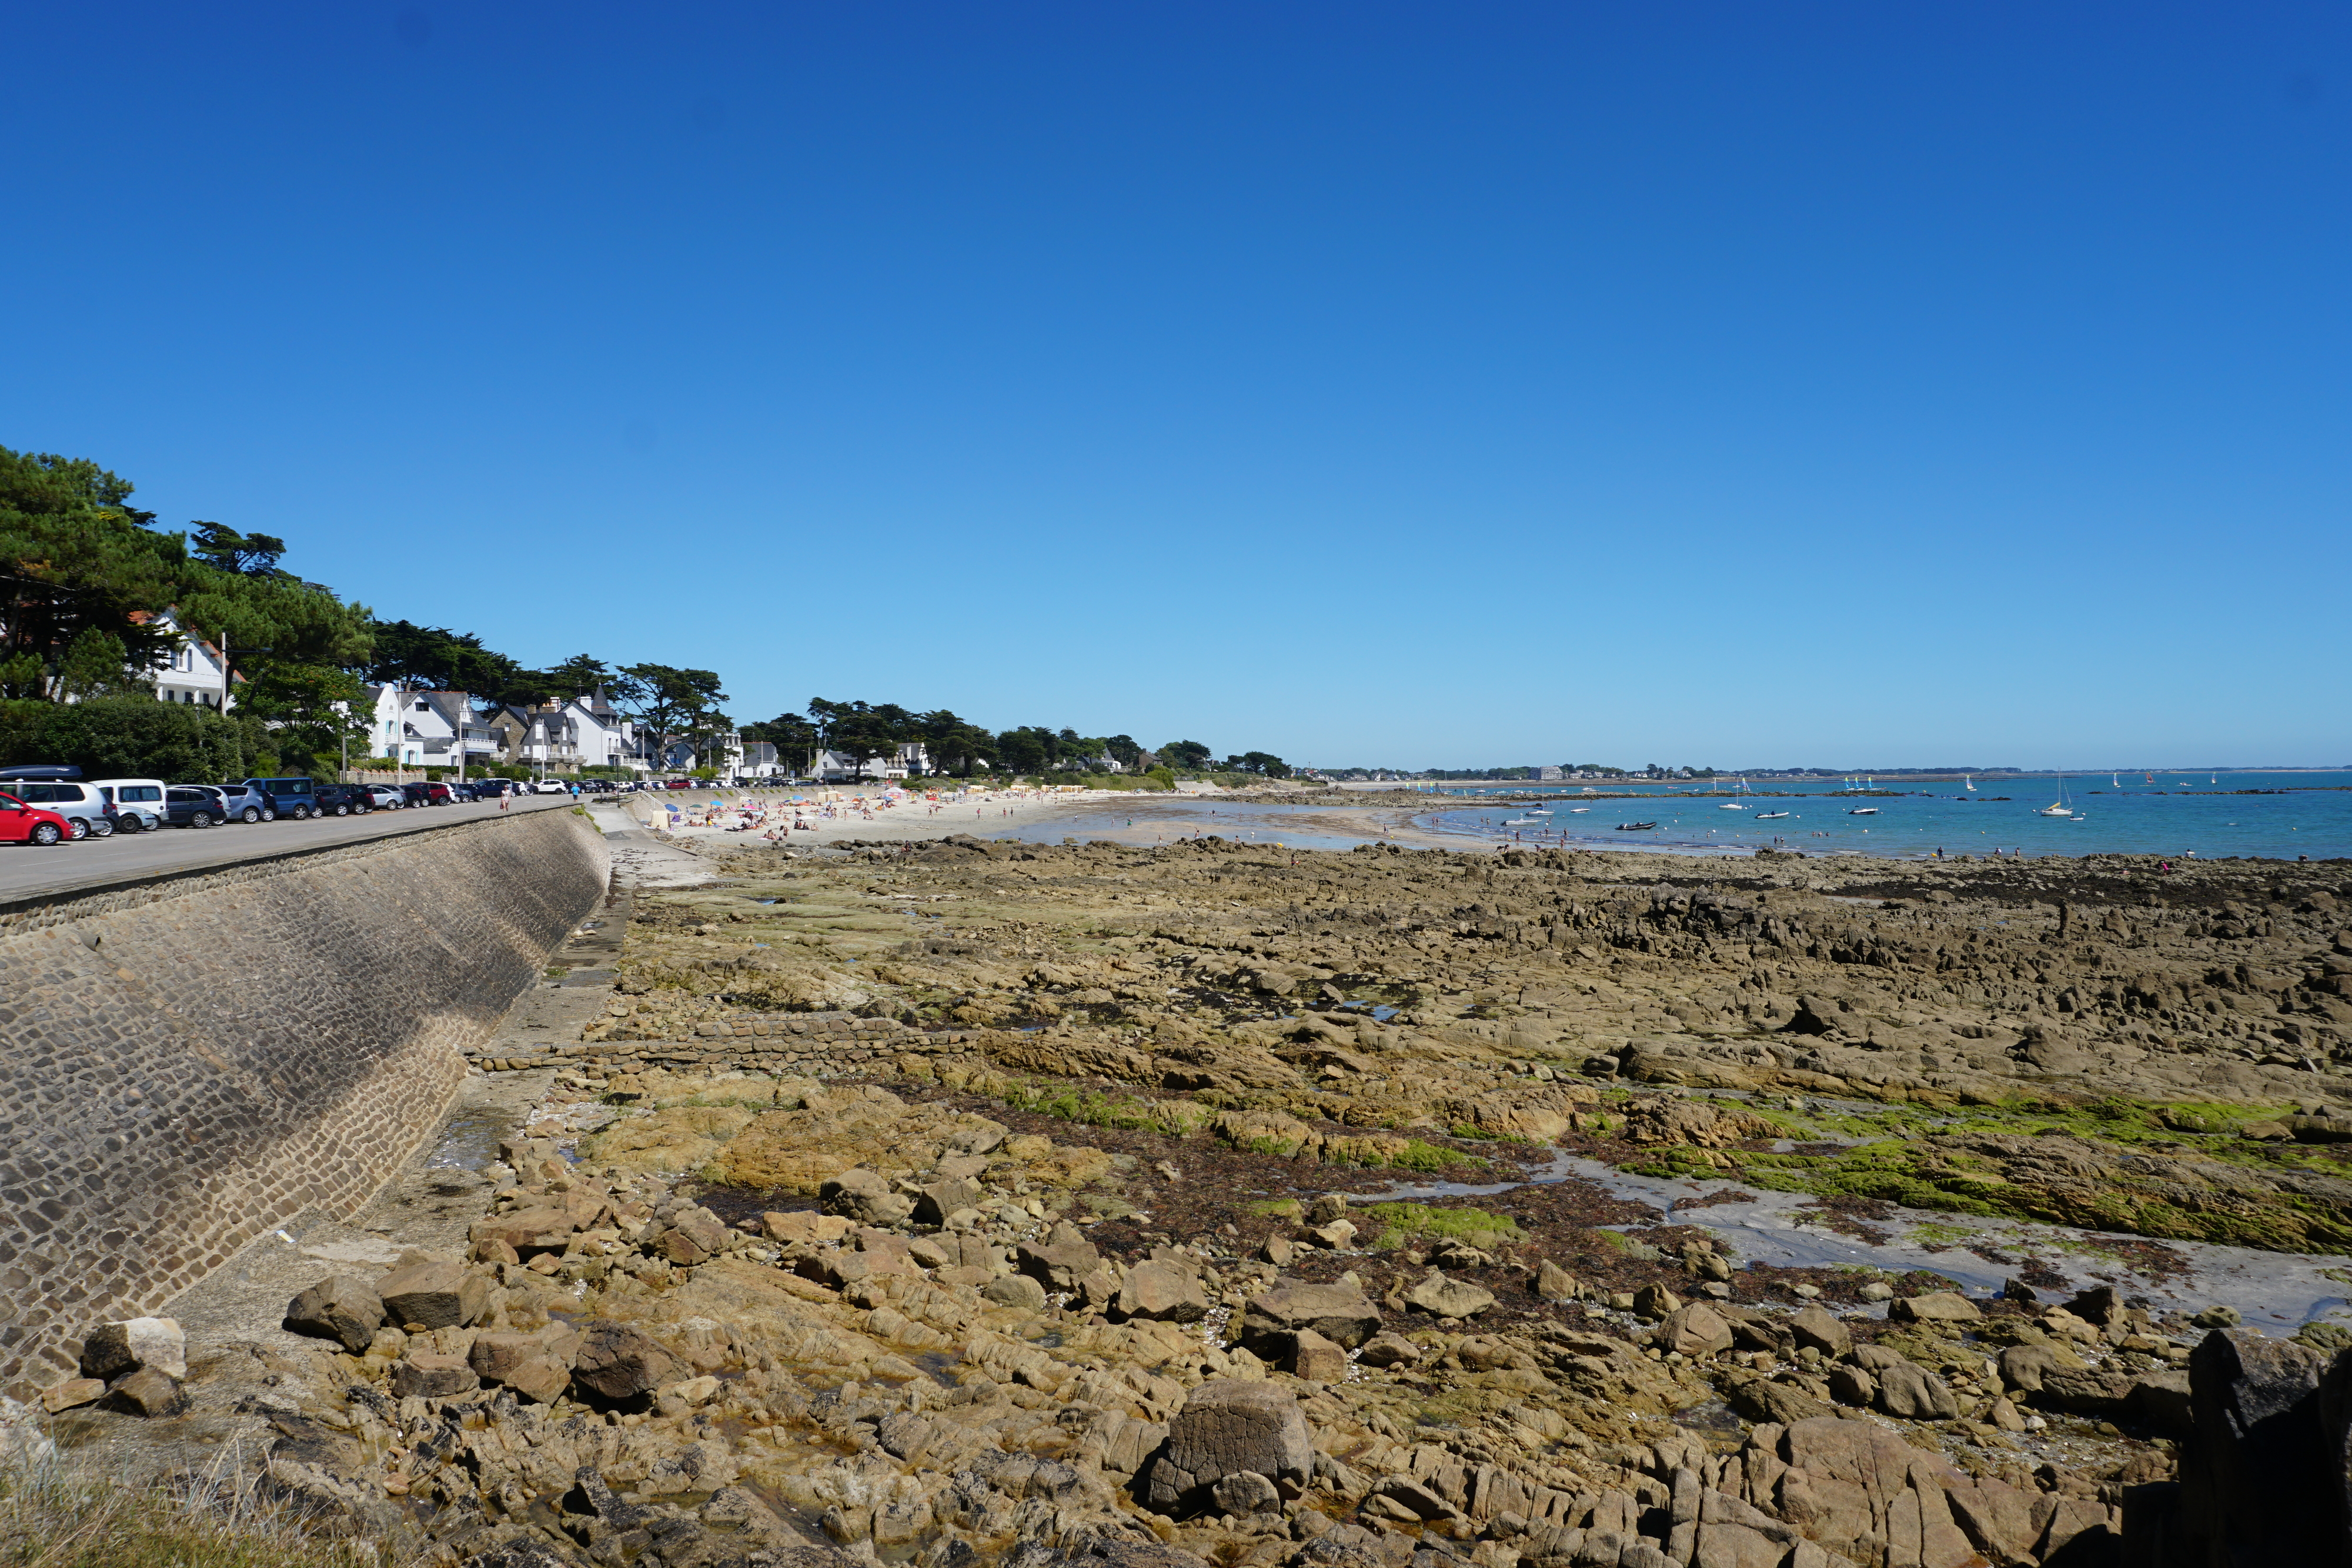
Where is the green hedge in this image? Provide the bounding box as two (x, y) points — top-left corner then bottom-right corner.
(0, 697), (269, 783)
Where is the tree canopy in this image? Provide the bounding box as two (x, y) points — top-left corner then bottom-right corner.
(0, 445), (372, 708)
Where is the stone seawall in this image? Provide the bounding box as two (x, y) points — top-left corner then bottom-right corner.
(0, 808), (610, 1400)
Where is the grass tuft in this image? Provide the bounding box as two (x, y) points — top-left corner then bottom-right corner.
(0, 1454), (379, 1568)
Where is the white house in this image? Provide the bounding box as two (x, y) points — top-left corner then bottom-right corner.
(812, 743), (928, 783)
(133, 609), (236, 708)
(504, 694), (640, 773)
(367, 686), (499, 769)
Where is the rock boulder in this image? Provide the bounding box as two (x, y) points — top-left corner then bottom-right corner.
(376, 1259), (490, 1330)
(1144, 1379), (1313, 1513)
(571, 1320), (684, 1406)
(1404, 1271), (1495, 1319)
(1786, 1305), (1850, 1359)
(78, 1317), (186, 1382)
(1115, 1261), (1209, 1323)
(1655, 1302), (1735, 1358)
(1240, 1282), (1382, 1350)
(283, 1276), (387, 1353)
(388, 1352), (480, 1400)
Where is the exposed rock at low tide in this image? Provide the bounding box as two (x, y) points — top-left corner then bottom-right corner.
(59, 837), (2352, 1565)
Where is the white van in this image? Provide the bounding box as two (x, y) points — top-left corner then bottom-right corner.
(90, 779), (168, 833)
(0, 776), (113, 840)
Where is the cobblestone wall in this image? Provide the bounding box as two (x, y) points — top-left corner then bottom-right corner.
(0, 809), (610, 1400)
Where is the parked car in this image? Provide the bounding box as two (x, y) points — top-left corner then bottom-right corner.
(362, 785), (406, 810)
(165, 785), (231, 828)
(313, 783), (373, 815)
(0, 791), (74, 845)
(90, 778), (169, 832)
(241, 775), (320, 819)
(401, 781), (454, 807)
(0, 773), (112, 839)
(213, 782), (273, 823)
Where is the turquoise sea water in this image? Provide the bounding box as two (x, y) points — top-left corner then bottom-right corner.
(1420, 770), (2352, 861)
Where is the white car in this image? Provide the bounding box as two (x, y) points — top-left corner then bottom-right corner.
(90, 778), (169, 832)
(362, 785), (407, 810)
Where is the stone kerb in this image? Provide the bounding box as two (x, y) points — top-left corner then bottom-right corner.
(0, 808), (609, 1399)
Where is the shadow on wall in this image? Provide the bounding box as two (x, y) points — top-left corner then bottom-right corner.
(0, 809), (610, 1400)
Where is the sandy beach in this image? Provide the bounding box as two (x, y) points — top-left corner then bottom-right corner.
(604, 780), (1151, 848)
(603, 781), (1562, 857)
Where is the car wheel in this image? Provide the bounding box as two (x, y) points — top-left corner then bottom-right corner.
(332, 803), (350, 815)
(65, 819), (87, 841)
(191, 811), (214, 828)
(242, 807), (261, 824)
(113, 815), (139, 834)
(88, 818), (112, 838)
(31, 823), (62, 846)
(260, 808), (276, 821)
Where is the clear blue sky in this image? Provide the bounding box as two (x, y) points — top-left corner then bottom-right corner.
(6, 3), (2347, 771)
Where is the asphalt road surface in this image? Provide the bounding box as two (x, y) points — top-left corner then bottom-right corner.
(0, 794), (585, 907)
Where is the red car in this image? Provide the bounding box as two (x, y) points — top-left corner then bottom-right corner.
(0, 791), (75, 845)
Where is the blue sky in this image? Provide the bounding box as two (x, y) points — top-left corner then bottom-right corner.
(5, 2), (2348, 771)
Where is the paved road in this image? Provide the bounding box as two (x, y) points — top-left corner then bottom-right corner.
(0, 794), (586, 908)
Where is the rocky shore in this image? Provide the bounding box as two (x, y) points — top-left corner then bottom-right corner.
(27, 836), (2352, 1567)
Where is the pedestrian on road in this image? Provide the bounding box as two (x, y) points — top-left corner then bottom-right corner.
(500, 787), (510, 813)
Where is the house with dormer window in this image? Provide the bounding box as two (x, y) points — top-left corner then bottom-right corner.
(365, 685), (499, 768)
(129, 609), (239, 708)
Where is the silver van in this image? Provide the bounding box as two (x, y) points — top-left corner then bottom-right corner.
(0, 776), (112, 839)
(90, 778), (168, 833)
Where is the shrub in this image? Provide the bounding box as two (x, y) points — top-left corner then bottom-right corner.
(0, 696), (262, 783)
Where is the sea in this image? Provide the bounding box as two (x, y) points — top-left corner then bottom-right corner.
(1419, 770), (2352, 862)
(977, 770), (2352, 863)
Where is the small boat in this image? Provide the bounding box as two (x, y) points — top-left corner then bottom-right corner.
(1965, 775), (1976, 790)
(1526, 807), (1552, 816)
(1719, 801), (1746, 810)
(1568, 807), (1591, 813)
(1756, 810), (1790, 820)
(1502, 818), (1536, 826)
(1615, 820), (1658, 831)
(2038, 778), (2076, 817)
(1847, 807), (1879, 815)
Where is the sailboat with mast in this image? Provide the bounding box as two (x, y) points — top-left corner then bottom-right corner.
(2039, 778), (2077, 817)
